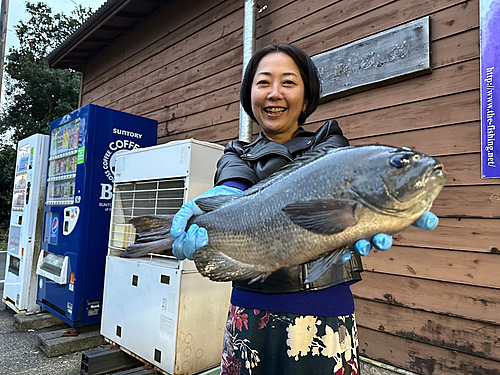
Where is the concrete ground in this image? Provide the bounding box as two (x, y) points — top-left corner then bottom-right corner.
(0, 252), (219, 375)
(0, 251), (84, 375)
(0, 250), (405, 375)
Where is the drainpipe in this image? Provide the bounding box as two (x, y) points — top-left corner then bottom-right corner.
(239, 0), (256, 143)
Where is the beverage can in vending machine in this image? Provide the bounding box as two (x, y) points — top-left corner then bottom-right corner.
(60, 183), (65, 199)
(54, 184), (61, 199)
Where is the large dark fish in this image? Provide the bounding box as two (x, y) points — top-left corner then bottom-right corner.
(122, 145), (446, 283)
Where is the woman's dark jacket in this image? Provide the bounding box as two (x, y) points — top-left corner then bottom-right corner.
(214, 119), (363, 294)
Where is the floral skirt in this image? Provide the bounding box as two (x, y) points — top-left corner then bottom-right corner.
(220, 305), (359, 375)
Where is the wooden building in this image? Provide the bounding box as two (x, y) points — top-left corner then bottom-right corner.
(49, 0), (500, 373)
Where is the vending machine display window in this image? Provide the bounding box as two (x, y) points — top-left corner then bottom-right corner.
(50, 117), (80, 157)
(46, 118), (80, 206)
(12, 144), (30, 211)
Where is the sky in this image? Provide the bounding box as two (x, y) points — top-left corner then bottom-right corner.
(0, 0), (107, 107)
(6, 0), (107, 51)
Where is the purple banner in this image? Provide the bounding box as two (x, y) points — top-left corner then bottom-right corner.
(481, 0), (500, 178)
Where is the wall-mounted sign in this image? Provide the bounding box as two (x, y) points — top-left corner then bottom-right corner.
(312, 17), (431, 101)
(481, 0), (500, 179)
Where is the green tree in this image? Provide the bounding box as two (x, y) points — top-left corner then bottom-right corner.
(1, 2), (93, 142)
(0, 2), (93, 229)
(0, 144), (16, 231)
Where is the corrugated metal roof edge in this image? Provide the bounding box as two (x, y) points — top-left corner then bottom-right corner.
(47, 0), (132, 69)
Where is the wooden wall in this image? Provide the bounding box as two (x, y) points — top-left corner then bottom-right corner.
(79, 0), (500, 374)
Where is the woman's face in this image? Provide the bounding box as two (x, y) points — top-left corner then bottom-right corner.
(251, 52), (307, 144)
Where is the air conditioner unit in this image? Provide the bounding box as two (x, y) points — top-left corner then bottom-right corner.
(100, 139), (231, 375)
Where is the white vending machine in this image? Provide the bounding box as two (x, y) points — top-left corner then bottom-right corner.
(101, 139), (232, 375)
(3, 134), (49, 313)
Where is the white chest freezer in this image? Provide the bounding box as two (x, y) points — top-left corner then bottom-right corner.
(101, 139), (231, 375)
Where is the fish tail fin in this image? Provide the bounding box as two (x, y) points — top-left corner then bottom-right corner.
(193, 246), (269, 282)
(130, 214), (174, 233)
(121, 214), (176, 258)
(120, 237), (175, 258)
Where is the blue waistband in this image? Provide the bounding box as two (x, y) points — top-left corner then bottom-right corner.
(230, 282), (355, 316)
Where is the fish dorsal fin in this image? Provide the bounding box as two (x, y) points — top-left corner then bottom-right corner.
(282, 199), (358, 235)
(129, 214), (174, 233)
(195, 194), (241, 212)
(193, 245), (269, 282)
(305, 247), (351, 284)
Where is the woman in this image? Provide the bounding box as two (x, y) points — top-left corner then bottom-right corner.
(171, 44), (437, 375)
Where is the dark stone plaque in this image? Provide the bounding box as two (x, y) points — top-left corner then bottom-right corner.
(312, 17), (431, 100)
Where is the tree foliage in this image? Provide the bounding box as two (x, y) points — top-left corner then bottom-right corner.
(1, 2), (93, 142)
(0, 2), (93, 228)
(0, 144), (16, 229)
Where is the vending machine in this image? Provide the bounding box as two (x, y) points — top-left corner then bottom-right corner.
(36, 104), (157, 327)
(3, 134), (49, 313)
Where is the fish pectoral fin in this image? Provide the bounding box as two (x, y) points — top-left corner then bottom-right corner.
(282, 199), (358, 234)
(193, 246), (269, 282)
(248, 273), (272, 284)
(305, 247), (351, 284)
(195, 194), (240, 212)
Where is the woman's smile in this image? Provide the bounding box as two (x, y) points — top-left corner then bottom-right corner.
(264, 106), (287, 115)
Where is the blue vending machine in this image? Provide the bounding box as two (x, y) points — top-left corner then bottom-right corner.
(36, 104), (157, 327)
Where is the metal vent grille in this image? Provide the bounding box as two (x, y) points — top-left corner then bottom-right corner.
(109, 178), (186, 252)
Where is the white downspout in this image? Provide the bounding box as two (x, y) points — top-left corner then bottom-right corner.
(239, 0), (256, 143)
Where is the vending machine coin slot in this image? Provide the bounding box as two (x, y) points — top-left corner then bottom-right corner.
(63, 206), (79, 235)
(25, 182), (31, 205)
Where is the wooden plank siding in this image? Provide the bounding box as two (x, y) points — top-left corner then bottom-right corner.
(78, 0), (500, 373)
(363, 246), (500, 288)
(351, 272), (500, 326)
(357, 327), (500, 375)
(355, 299), (500, 362)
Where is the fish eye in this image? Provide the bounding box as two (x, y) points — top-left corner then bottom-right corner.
(390, 154), (411, 168)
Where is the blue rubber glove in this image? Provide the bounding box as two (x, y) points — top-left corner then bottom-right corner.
(171, 185), (242, 260)
(341, 211), (439, 262)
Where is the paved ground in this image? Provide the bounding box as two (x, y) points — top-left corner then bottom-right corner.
(0, 251), (400, 375)
(0, 252), (84, 375)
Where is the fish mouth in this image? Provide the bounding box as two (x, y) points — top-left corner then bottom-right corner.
(430, 164), (446, 178)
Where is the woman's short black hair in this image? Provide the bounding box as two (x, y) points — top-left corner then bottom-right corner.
(240, 43), (320, 125)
